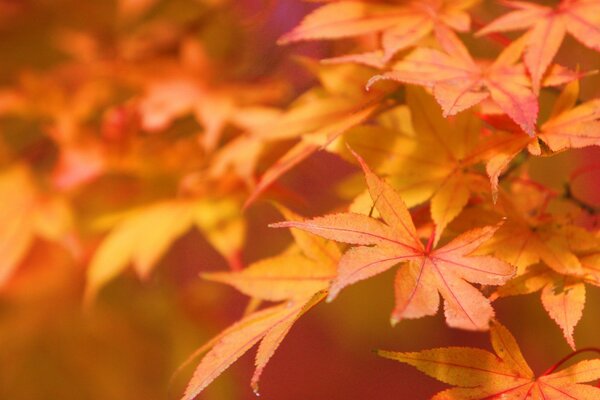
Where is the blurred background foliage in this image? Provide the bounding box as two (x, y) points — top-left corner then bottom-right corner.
(0, 1), (598, 399)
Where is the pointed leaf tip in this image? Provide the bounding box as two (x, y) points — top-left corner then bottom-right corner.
(365, 75), (386, 91)
(325, 290), (337, 303)
(268, 221), (291, 229)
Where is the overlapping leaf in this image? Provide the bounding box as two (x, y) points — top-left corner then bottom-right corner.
(482, 79), (600, 197)
(181, 207), (339, 398)
(334, 87), (499, 242)
(482, 178), (600, 348)
(181, 293), (324, 400)
(378, 321), (600, 399)
(279, 0), (478, 62)
(272, 152), (514, 330)
(368, 31), (578, 135)
(478, 0), (600, 93)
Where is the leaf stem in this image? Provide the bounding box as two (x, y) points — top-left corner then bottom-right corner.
(541, 348), (600, 376)
(425, 226), (436, 253)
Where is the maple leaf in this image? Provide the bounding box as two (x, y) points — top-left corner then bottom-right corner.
(181, 207), (340, 398)
(475, 78), (600, 198)
(85, 198), (245, 302)
(182, 293), (324, 400)
(477, 0), (600, 93)
(333, 87), (493, 242)
(279, 0), (478, 62)
(481, 178), (600, 348)
(368, 30), (579, 136)
(271, 151), (514, 330)
(377, 321), (600, 399)
(492, 264), (595, 351)
(203, 206), (340, 302)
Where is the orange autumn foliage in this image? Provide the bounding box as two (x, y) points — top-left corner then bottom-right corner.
(1, 1), (599, 399)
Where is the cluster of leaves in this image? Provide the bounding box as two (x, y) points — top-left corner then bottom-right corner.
(1, 0), (599, 399)
(181, 0), (600, 398)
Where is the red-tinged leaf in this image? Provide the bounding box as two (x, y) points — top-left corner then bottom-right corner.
(368, 48), (475, 90)
(541, 64), (588, 88)
(273, 156), (512, 330)
(270, 213), (399, 247)
(329, 245), (419, 301)
(391, 259), (440, 325)
(279, 0), (477, 60)
(432, 225), (515, 286)
(369, 37), (540, 135)
(563, 1), (600, 51)
(485, 77), (538, 136)
(480, 79), (597, 199)
(433, 80), (489, 118)
(476, 3), (548, 37)
(524, 14), (567, 94)
(427, 261), (495, 331)
(434, 23), (474, 64)
(378, 322), (600, 399)
(477, 0), (600, 95)
(541, 279), (586, 350)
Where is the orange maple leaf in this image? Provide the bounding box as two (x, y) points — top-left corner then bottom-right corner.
(181, 293), (324, 400)
(180, 207), (339, 398)
(334, 86), (493, 243)
(477, 0), (600, 94)
(368, 32), (543, 135)
(480, 176), (600, 349)
(481, 79), (600, 198)
(378, 321), (600, 399)
(272, 150), (514, 331)
(279, 0), (478, 62)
